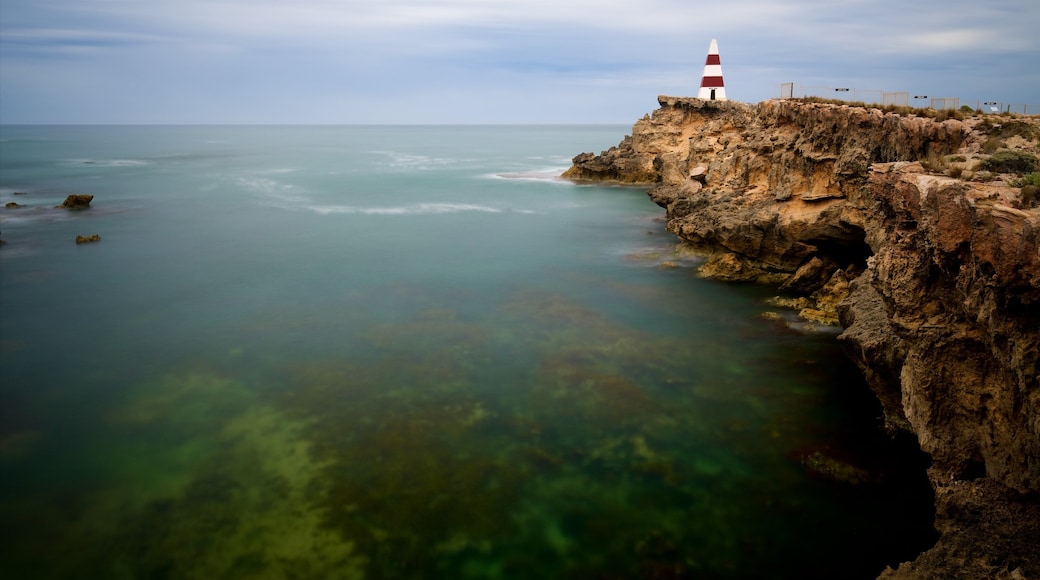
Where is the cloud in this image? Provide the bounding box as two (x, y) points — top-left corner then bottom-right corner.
(53, 0), (777, 36)
(1, 0), (1037, 123)
(901, 29), (988, 52)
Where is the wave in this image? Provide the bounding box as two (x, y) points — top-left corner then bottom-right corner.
(236, 177), (301, 197)
(1, 203), (138, 224)
(303, 202), (505, 216)
(526, 155), (574, 165)
(238, 174), (533, 216)
(370, 151), (471, 170)
(68, 159), (150, 168)
(493, 168), (569, 182)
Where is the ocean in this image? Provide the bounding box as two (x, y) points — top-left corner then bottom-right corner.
(0, 125), (934, 579)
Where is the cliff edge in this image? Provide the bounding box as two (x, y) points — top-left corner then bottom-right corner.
(565, 96), (1040, 578)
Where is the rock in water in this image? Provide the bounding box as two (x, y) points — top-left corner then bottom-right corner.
(57, 194), (94, 209)
(75, 234), (101, 244)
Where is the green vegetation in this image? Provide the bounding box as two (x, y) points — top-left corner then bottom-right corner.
(1010, 172), (1040, 208)
(1022, 185), (1038, 208)
(977, 151), (1040, 174)
(1010, 172), (1040, 187)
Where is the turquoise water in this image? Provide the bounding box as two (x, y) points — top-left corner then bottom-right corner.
(0, 126), (932, 579)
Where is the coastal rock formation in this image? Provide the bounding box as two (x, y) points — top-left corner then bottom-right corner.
(565, 97), (1040, 578)
(56, 194), (94, 209)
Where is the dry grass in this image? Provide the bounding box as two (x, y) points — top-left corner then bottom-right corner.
(792, 97), (966, 120)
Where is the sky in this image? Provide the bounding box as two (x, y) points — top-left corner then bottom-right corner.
(1, 0), (1038, 124)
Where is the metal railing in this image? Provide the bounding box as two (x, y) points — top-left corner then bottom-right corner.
(971, 101), (1038, 115)
(777, 83), (1039, 115)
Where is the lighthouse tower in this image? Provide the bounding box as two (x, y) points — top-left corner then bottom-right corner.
(697, 39), (726, 101)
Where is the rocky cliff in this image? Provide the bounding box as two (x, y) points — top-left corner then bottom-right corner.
(565, 97), (1040, 578)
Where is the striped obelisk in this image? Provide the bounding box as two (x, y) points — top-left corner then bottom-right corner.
(697, 39), (726, 101)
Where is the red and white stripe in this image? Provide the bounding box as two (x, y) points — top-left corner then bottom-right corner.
(697, 39), (726, 101)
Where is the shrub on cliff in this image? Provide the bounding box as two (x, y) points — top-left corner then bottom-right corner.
(982, 121), (1040, 153)
(1011, 173), (1040, 208)
(931, 108), (965, 122)
(996, 121), (1040, 141)
(1022, 185), (1038, 208)
(977, 151), (1040, 174)
(1010, 172), (1040, 187)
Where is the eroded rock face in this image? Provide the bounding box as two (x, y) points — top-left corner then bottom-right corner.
(568, 98), (967, 297)
(848, 166), (1040, 578)
(565, 96), (1040, 578)
(855, 166), (1040, 491)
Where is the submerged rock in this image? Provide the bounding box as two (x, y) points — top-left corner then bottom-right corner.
(799, 451), (875, 485)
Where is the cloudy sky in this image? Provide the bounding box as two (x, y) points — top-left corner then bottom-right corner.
(1, 0), (1037, 124)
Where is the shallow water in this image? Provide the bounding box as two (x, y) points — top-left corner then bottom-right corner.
(0, 125), (934, 579)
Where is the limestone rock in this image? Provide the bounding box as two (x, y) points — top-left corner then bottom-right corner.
(780, 256), (836, 294)
(804, 268), (851, 325)
(560, 135), (656, 183)
(765, 295), (811, 311)
(565, 97), (1040, 578)
(57, 194), (94, 209)
(799, 190), (845, 202)
(838, 274), (910, 432)
(697, 253), (756, 282)
(879, 477), (1040, 580)
(697, 252), (786, 285)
